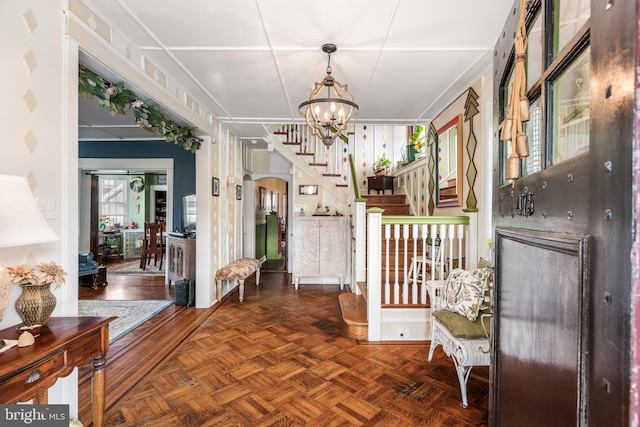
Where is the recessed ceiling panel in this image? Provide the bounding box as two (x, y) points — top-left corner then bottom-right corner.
(385, 0), (515, 48)
(174, 50), (291, 119)
(259, 0), (397, 48)
(118, 0), (268, 48)
(363, 50), (482, 121)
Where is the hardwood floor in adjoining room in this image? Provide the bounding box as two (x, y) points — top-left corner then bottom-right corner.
(79, 273), (173, 301)
(78, 272), (489, 426)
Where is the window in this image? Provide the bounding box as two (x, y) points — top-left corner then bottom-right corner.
(99, 177), (127, 227)
(523, 98), (542, 176)
(526, 12), (543, 91)
(555, 0), (590, 57)
(499, 1), (590, 183)
(552, 48), (590, 163)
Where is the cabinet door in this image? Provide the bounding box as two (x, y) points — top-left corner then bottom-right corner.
(319, 219), (345, 276)
(293, 219), (320, 275)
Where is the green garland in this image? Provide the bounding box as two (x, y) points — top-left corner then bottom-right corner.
(78, 66), (201, 153)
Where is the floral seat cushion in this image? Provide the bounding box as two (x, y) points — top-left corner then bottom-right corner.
(215, 258), (260, 281)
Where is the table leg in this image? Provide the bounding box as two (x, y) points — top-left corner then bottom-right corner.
(33, 387), (47, 404)
(92, 355), (107, 427)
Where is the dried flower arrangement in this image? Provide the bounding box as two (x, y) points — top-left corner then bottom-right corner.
(7, 262), (67, 289)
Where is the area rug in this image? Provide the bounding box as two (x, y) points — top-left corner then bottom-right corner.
(106, 259), (165, 275)
(78, 300), (173, 343)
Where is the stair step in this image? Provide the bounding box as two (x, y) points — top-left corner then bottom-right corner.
(339, 293), (368, 341)
(323, 173), (340, 177)
(336, 184), (347, 188)
(310, 163), (327, 167)
(367, 204), (411, 215)
(283, 142), (301, 146)
(296, 153), (314, 157)
(362, 194), (407, 205)
(356, 281), (367, 302)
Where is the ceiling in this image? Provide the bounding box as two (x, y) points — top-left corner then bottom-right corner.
(78, 0), (515, 146)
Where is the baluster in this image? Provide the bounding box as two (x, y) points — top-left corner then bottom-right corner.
(458, 224), (466, 269)
(438, 224), (447, 279)
(420, 224), (428, 304)
(429, 224), (437, 279)
(393, 224), (400, 305)
(410, 224), (419, 304)
(303, 125), (308, 153)
(448, 224), (455, 274)
(384, 224), (391, 305)
(400, 224), (410, 305)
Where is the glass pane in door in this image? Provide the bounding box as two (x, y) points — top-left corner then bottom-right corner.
(552, 48), (590, 164)
(555, 0), (590, 56)
(527, 12), (543, 91)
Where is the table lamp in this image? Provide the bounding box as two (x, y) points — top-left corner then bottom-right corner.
(0, 174), (59, 322)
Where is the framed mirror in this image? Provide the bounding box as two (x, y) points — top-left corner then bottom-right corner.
(436, 114), (463, 207)
(299, 185), (318, 195)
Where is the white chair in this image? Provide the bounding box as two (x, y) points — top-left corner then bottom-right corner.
(407, 241), (448, 287)
(426, 269), (493, 408)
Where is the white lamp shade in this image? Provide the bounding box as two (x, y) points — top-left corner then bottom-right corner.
(0, 175), (59, 248)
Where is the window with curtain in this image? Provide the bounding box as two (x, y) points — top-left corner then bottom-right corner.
(99, 177), (128, 227)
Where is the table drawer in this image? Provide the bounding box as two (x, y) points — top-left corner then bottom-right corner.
(0, 351), (66, 402)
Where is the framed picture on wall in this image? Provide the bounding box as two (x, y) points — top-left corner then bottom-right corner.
(299, 185), (318, 195)
(271, 191), (278, 212)
(236, 185), (242, 200)
(212, 177), (219, 196)
(259, 186), (266, 209)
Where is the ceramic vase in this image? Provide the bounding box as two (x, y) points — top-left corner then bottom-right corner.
(15, 282), (57, 325)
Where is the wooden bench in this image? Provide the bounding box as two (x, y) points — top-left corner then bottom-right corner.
(426, 268), (493, 408)
(215, 258), (261, 303)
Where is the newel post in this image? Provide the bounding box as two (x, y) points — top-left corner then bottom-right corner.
(353, 199), (367, 294)
(367, 208), (383, 341)
(463, 210), (478, 269)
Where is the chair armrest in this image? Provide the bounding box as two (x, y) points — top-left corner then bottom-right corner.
(426, 279), (447, 311)
(479, 312), (493, 339)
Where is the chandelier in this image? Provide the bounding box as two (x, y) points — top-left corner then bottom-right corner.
(298, 43), (359, 147)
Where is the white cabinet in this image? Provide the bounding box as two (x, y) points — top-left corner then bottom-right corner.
(167, 235), (196, 282)
(292, 216), (348, 289)
(122, 229), (144, 259)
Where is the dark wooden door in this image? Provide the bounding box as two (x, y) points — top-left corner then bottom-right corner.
(491, 1), (635, 425)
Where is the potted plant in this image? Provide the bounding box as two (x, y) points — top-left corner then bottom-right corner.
(373, 156), (392, 176)
(406, 125), (425, 162)
(7, 262), (67, 327)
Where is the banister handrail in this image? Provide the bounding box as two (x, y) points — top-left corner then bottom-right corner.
(379, 215), (469, 225)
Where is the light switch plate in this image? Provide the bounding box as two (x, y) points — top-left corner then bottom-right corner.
(38, 197), (55, 220)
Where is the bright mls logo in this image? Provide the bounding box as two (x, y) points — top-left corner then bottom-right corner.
(0, 405), (68, 426)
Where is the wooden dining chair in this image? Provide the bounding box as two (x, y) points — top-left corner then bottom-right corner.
(140, 222), (163, 270)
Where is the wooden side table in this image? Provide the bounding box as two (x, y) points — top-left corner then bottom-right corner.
(367, 175), (395, 194)
(0, 317), (115, 427)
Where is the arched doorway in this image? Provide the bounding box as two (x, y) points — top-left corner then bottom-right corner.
(255, 178), (288, 271)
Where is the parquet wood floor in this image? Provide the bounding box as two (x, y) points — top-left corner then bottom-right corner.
(79, 272), (488, 426)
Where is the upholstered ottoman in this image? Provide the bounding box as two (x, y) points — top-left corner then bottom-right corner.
(215, 258), (261, 302)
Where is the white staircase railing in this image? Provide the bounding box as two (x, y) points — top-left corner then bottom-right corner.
(362, 209), (471, 341)
(272, 124), (349, 187)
